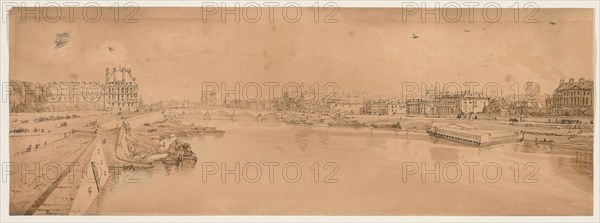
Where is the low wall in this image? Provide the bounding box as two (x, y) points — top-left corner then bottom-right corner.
(68, 137), (109, 215)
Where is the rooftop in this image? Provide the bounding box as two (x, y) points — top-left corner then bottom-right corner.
(555, 78), (593, 92)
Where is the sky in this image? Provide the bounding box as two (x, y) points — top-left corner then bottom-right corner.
(9, 7), (595, 103)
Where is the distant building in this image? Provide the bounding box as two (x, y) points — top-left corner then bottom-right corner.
(387, 100), (401, 115)
(363, 100), (385, 115)
(331, 99), (364, 115)
(8, 81), (44, 112)
(435, 93), (461, 115)
(104, 67), (140, 111)
(363, 99), (401, 115)
(405, 88), (437, 115)
(406, 91), (489, 116)
(9, 81), (105, 112)
(10, 67), (141, 113)
(546, 77), (593, 116)
(459, 93), (489, 114)
(405, 99), (436, 115)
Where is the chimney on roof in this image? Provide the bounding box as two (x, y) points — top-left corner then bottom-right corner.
(560, 79), (565, 85)
(579, 77), (585, 82)
(569, 78), (574, 83)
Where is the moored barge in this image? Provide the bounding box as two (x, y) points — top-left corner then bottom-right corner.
(427, 123), (524, 147)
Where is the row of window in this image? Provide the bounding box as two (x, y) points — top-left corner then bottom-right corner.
(107, 94), (138, 100)
(107, 89), (138, 94)
(109, 102), (138, 107)
(561, 90), (592, 96)
(553, 96), (592, 106)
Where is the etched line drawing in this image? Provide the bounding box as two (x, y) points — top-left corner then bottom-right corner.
(5, 7), (595, 216)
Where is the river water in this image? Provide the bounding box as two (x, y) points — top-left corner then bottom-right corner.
(87, 120), (593, 215)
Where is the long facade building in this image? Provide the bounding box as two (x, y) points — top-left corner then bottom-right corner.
(9, 68), (140, 112)
(546, 78), (593, 116)
(406, 92), (489, 116)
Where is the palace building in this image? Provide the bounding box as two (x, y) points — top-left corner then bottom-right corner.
(104, 67), (140, 111)
(546, 77), (593, 116)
